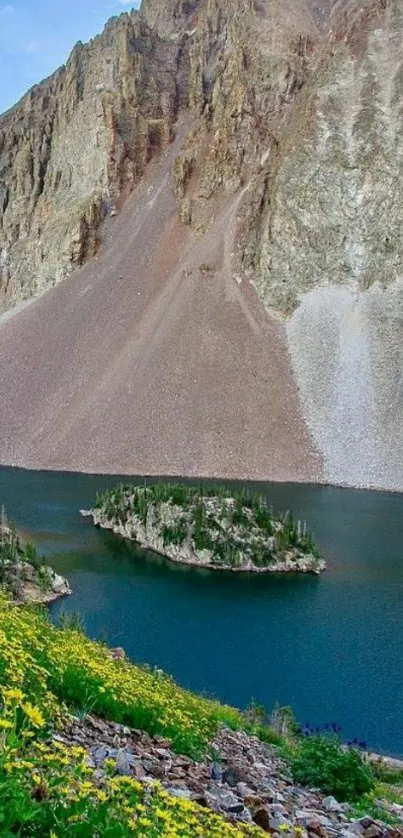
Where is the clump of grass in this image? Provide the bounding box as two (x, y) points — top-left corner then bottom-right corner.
(349, 785), (403, 825)
(371, 760), (403, 786)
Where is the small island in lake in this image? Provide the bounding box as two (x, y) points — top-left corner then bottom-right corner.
(83, 483), (326, 574)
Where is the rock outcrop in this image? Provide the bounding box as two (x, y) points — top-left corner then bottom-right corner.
(0, 519), (71, 603)
(0, 0), (328, 309)
(0, 8), (185, 304)
(0, 0), (402, 490)
(3, 561), (72, 605)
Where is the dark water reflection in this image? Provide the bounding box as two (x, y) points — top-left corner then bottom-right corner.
(0, 467), (402, 756)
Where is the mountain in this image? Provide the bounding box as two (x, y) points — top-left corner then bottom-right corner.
(0, 0), (401, 490)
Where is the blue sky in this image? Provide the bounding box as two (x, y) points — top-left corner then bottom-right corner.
(0, 0), (141, 114)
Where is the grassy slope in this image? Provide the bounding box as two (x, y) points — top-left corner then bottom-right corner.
(0, 594), (262, 837)
(0, 594), (401, 836)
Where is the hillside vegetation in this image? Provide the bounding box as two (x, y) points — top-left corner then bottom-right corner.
(0, 593), (401, 836)
(0, 593), (260, 836)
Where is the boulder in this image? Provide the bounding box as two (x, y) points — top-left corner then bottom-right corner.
(323, 795), (344, 813)
(223, 766), (242, 787)
(50, 572), (71, 596)
(115, 751), (136, 776)
(253, 806), (272, 832)
(204, 788), (245, 814)
(210, 762), (223, 781)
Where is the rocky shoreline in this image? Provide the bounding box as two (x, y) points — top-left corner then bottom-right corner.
(82, 484), (325, 574)
(1, 559), (71, 605)
(0, 519), (71, 604)
(83, 507), (325, 574)
(55, 714), (403, 837)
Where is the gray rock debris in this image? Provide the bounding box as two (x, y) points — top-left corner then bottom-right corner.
(52, 715), (403, 836)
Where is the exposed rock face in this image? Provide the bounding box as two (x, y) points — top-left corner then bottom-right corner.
(8, 562), (72, 605)
(0, 0), (402, 489)
(0, 521), (71, 604)
(0, 9), (184, 304)
(0, 0), (332, 308)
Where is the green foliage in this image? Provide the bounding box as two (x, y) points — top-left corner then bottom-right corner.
(37, 566), (52, 593)
(243, 701), (290, 748)
(0, 593), (395, 835)
(0, 707), (260, 837)
(254, 505), (274, 534)
(232, 495), (250, 528)
(58, 610), (86, 633)
(0, 512), (48, 595)
(289, 734), (375, 802)
(371, 761), (403, 785)
(349, 783), (403, 825)
(270, 703), (300, 737)
(254, 724), (284, 747)
(249, 541), (273, 568)
(0, 520), (20, 566)
(166, 484), (191, 507)
(192, 503), (214, 552)
(0, 593), (243, 760)
(24, 542), (43, 570)
(162, 519), (188, 547)
(244, 699), (269, 726)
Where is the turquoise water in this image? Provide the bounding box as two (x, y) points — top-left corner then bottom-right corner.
(0, 466), (402, 756)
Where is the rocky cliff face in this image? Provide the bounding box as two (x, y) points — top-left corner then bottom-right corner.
(0, 8), (186, 303)
(0, 0), (402, 490)
(0, 0), (328, 307)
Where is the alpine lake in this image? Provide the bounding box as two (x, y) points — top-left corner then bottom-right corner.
(0, 466), (401, 757)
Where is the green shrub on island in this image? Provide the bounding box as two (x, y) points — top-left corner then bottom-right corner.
(91, 483), (324, 573)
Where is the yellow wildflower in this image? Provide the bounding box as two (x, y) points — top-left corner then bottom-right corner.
(22, 703), (45, 728)
(2, 688), (24, 702)
(0, 719), (12, 730)
(52, 740), (66, 751)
